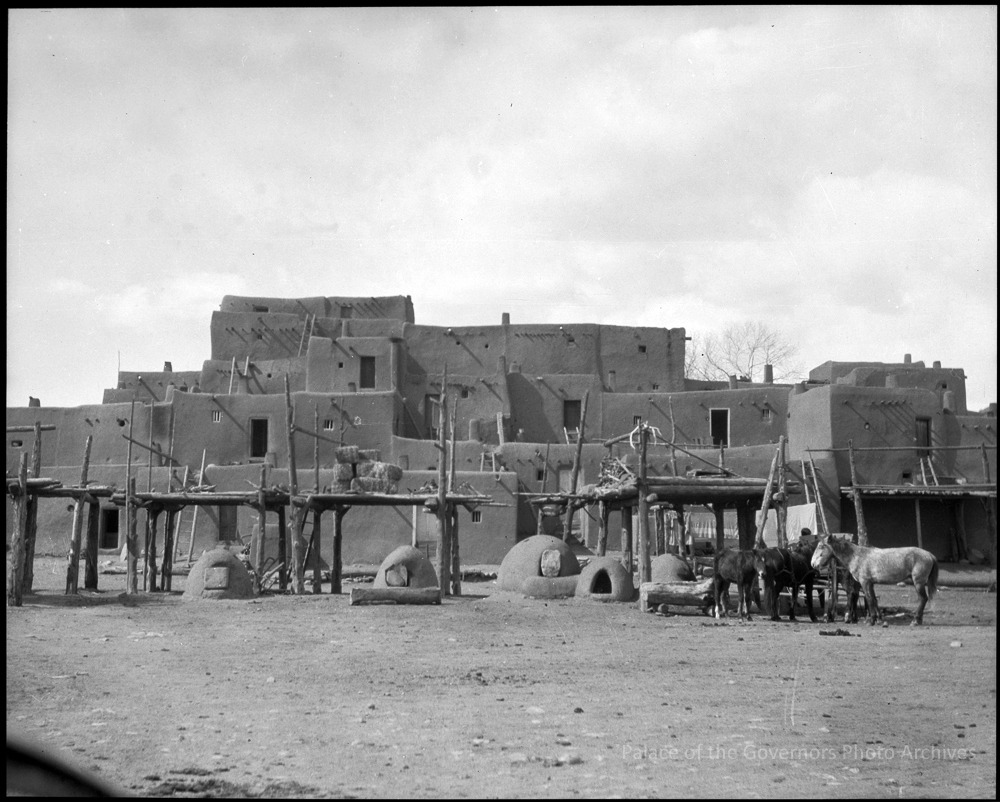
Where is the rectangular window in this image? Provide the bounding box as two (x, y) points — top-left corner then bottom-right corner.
(249, 418), (269, 459)
(424, 394), (439, 440)
(638, 345), (647, 354)
(915, 418), (931, 458)
(360, 356), (376, 389)
(471, 510), (482, 524)
(710, 408), (730, 447)
(536, 468), (545, 482)
(563, 400), (582, 432)
(11, 439), (23, 448)
(762, 407), (772, 422)
(633, 415), (643, 427)
(252, 305), (269, 313)
(340, 305), (353, 318)
(211, 410), (222, 423)
(323, 419), (336, 431)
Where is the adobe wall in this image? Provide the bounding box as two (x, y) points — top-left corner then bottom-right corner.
(218, 294), (414, 323)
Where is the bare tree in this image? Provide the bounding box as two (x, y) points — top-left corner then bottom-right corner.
(686, 321), (803, 383)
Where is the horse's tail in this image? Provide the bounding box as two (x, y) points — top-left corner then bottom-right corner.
(926, 558), (939, 600)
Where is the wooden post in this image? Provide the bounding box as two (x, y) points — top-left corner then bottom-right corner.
(654, 507), (665, 556)
(161, 509), (176, 591)
(254, 464), (267, 595)
(23, 421), (43, 593)
(776, 436), (788, 548)
(284, 374), (305, 594)
(311, 507), (323, 594)
(314, 405), (321, 492)
(172, 465), (190, 561)
(228, 356), (237, 394)
(536, 443), (550, 535)
(675, 504), (687, 556)
(65, 435), (93, 593)
(848, 440), (868, 546)
(332, 506), (345, 594)
(754, 439), (781, 548)
(621, 506), (633, 574)
(145, 508), (160, 592)
(596, 501), (609, 556)
(563, 390), (589, 542)
(126, 477), (139, 595)
(186, 449), (207, 564)
(954, 500), (969, 562)
(277, 504), (288, 591)
(914, 499), (924, 550)
(981, 445), (997, 568)
(808, 454), (830, 536)
(84, 501), (101, 589)
(436, 370), (452, 596)
(667, 396), (679, 477)
(736, 499), (755, 551)
(411, 505), (419, 548)
(6, 453), (29, 606)
(713, 503), (726, 554)
(636, 422), (652, 585)
(450, 503), (462, 597)
(801, 459), (813, 505)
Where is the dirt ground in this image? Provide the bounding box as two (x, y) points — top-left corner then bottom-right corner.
(6, 555), (997, 799)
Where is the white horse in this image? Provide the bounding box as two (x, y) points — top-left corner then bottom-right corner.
(811, 535), (938, 626)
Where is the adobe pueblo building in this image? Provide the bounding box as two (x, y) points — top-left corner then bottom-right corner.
(6, 294), (997, 574)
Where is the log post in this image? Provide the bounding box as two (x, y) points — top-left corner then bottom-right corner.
(436, 370), (452, 595)
(737, 499), (755, 551)
(596, 501), (609, 556)
(172, 466), (190, 562)
(563, 391), (589, 542)
(6, 453), (29, 606)
(675, 504), (687, 556)
(84, 501), (101, 589)
(161, 508), (176, 591)
(776, 436), (788, 548)
(535, 443), (550, 535)
(449, 503), (462, 597)
(808, 454), (830, 536)
(636, 422), (652, 585)
(754, 439), (781, 548)
(145, 507), (160, 592)
(314, 405), (320, 493)
(914, 499), (924, 550)
(654, 507), (665, 556)
(126, 477), (139, 595)
(277, 504), (288, 591)
(667, 396), (679, 477)
(332, 506), (346, 595)
(284, 374), (305, 594)
(186, 449), (207, 564)
(621, 506), (633, 575)
(311, 507), (323, 594)
(848, 440), (868, 546)
(713, 503), (726, 554)
(23, 421), (43, 593)
(254, 464), (267, 595)
(65, 435), (93, 594)
(981, 444), (997, 568)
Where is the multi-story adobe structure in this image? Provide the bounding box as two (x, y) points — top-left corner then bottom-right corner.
(6, 294), (997, 569)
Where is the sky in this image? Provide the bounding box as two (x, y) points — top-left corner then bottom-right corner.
(7, 7), (997, 411)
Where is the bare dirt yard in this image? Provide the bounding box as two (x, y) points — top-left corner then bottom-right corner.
(7, 555), (997, 799)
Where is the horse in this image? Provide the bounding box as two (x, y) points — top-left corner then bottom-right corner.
(810, 535), (939, 626)
(753, 546), (822, 622)
(786, 536), (866, 623)
(713, 548), (759, 621)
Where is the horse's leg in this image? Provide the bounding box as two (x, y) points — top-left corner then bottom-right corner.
(912, 582), (928, 626)
(805, 577), (817, 623)
(714, 577), (726, 620)
(765, 578), (779, 621)
(825, 567), (838, 623)
(788, 581), (799, 621)
(864, 580), (880, 626)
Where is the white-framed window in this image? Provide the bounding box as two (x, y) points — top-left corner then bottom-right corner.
(471, 510), (482, 524)
(323, 419), (336, 431)
(211, 410), (222, 423)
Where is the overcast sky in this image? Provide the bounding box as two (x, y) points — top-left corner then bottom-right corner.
(7, 7), (997, 411)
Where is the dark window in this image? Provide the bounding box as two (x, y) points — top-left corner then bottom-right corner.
(11, 439), (23, 448)
(536, 469), (545, 481)
(360, 357), (376, 389)
(563, 400), (582, 431)
(340, 306), (353, 318)
(252, 305), (269, 313)
(915, 418), (931, 458)
(633, 415), (642, 427)
(638, 345), (647, 354)
(100, 508), (120, 549)
(471, 510), (482, 523)
(710, 408), (730, 447)
(250, 418), (269, 458)
(425, 394), (439, 440)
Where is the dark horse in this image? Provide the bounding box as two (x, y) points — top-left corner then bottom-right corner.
(811, 535), (939, 626)
(753, 546), (822, 622)
(713, 549), (759, 621)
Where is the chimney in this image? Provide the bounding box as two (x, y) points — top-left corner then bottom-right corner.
(28, 396), (40, 408)
(501, 312), (510, 326)
(763, 364), (774, 384)
(728, 375), (739, 389)
(163, 361), (173, 372)
(903, 353), (912, 364)
(933, 360), (941, 369)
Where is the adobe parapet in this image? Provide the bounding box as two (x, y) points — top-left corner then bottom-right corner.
(219, 294), (415, 323)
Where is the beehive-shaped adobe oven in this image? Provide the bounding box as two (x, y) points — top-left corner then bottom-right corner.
(496, 535), (581, 594)
(574, 557), (635, 602)
(650, 553), (696, 583)
(182, 545), (256, 601)
(373, 545), (439, 589)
